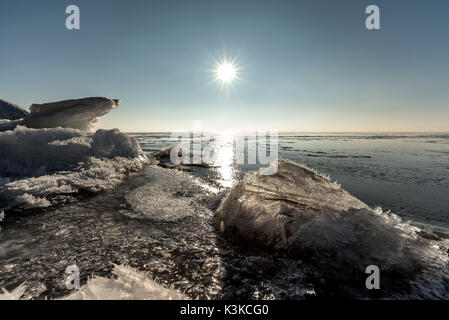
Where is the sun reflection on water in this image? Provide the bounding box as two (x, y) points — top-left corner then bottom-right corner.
(210, 132), (237, 188)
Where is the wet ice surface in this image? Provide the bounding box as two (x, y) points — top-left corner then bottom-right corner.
(0, 166), (314, 300)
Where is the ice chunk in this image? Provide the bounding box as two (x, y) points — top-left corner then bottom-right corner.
(0, 127), (143, 178)
(90, 129), (142, 158)
(0, 126), (147, 211)
(216, 159), (368, 248)
(0, 97), (119, 132)
(0, 99), (29, 120)
(61, 264), (186, 300)
(2, 264), (185, 300)
(0, 126), (89, 177)
(22, 97), (119, 131)
(216, 159), (449, 298)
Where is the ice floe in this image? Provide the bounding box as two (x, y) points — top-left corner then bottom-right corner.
(0, 97), (119, 132)
(23, 97), (119, 131)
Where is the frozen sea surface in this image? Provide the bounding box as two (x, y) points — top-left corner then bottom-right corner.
(1, 132), (449, 299)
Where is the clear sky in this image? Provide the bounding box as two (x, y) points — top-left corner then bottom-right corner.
(1, 0), (448, 132)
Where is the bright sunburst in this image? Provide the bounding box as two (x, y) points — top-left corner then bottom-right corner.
(211, 55), (242, 89)
(216, 63), (236, 82)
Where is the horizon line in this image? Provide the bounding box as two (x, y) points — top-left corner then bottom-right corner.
(122, 130), (449, 134)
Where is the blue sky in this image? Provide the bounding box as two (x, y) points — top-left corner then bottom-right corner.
(1, 0), (448, 132)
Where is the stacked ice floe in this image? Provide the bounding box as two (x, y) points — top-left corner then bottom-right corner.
(0, 97), (118, 132)
(0, 97), (147, 211)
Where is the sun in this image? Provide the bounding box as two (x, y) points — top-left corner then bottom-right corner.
(216, 63), (236, 82)
(210, 54), (242, 89)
